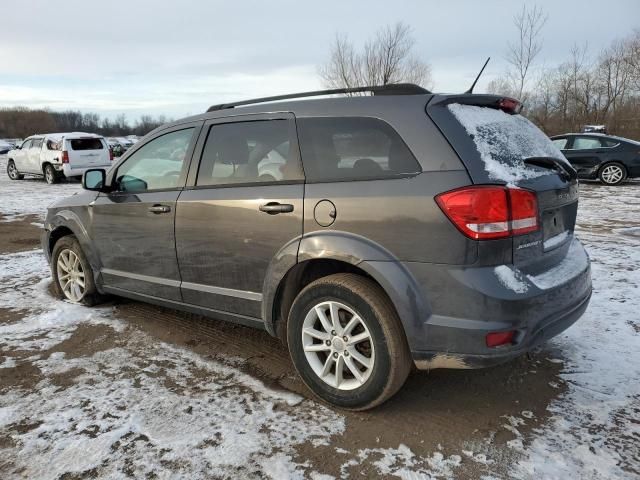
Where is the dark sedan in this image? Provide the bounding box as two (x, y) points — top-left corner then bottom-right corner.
(551, 133), (640, 185)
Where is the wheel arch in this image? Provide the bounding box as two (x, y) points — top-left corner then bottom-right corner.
(47, 210), (102, 275)
(262, 231), (431, 350)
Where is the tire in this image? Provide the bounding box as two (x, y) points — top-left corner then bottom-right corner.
(598, 162), (626, 185)
(51, 235), (102, 306)
(6, 160), (23, 180)
(44, 163), (59, 184)
(287, 273), (412, 410)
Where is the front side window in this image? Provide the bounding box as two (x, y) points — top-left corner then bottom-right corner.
(571, 137), (602, 150)
(21, 139), (33, 149)
(552, 138), (568, 149)
(31, 138), (43, 149)
(196, 120), (303, 186)
(297, 117), (420, 182)
(114, 128), (194, 192)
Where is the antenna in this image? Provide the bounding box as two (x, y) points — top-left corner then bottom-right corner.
(465, 57), (491, 94)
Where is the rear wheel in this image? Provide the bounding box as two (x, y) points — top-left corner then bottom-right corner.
(51, 235), (101, 306)
(6, 160), (23, 180)
(599, 162), (626, 185)
(44, 163), (59, 184)
(287, 273), (411, 410)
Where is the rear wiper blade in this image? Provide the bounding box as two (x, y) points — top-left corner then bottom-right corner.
(523, 156), (577, 181)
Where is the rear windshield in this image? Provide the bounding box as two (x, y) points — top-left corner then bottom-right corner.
(69, 138), (104, 150)
(447, 103), (566, 183)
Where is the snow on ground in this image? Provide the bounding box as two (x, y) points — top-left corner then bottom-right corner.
(0, 250), (345, 478)
(0, 154), (639, 478)
(508, 182), (640, 479)
(0, 155), (82, 221)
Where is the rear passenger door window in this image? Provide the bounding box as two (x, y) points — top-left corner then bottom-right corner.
(552, 138), (568, 150)
(296, 117), (421, 182)
(571, 137), (602, 150)
(196, 120), (303, 186)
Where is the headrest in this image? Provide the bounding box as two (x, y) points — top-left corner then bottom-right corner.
(218, 135), (249, 165)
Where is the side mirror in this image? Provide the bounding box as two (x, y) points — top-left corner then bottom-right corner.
(83, 169), (106, 191)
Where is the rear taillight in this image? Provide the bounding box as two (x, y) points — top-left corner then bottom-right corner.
(109, 148), (114, 161)
(498, 97), (522, 114)
(62, 151), (69, 164)
(435, 186), (539, 240)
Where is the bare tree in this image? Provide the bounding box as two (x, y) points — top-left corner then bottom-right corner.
(505, 5), (548, 100)
(319, 22), (431, 92)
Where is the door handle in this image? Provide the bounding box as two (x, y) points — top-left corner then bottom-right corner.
(259, 202), (294, 215)
(148, 204), (171, 214)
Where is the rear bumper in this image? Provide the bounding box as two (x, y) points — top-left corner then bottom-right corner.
(404, 238), (592, 369)
(413, 289), (591, 369)
(62, 164), (111, 177)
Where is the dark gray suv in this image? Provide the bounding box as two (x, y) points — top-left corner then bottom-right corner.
(42, 85), (592, 410)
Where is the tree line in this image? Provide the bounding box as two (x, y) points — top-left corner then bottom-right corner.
(0, 108), (170, 139)
(321, 15), (640, 140)
(488, 7), (640, 139)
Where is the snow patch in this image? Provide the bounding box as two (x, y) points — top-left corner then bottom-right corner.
(527, 239), (589, 290)
(543, 230), (570, 250)
(494, 265), (529, 293)
(447, 103), (567, 184)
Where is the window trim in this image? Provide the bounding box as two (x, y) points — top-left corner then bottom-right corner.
(296, 115), (422, 183)
(185, 112), (304, 189)
(105, 122), (203, 195)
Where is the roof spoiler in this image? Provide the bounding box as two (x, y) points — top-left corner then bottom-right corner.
(206, 83), (431, 112)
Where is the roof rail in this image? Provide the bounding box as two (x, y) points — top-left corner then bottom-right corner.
(206, 83), (430, 112)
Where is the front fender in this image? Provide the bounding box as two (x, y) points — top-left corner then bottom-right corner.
(262, 230), (432, 350)
(46, 209), (101, 275)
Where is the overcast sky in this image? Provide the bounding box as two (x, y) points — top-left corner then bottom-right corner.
(1, 0), (638, 120)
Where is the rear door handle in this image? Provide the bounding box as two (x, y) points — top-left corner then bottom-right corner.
(259, 202), (294, 215)
(148, 204), (171, 214)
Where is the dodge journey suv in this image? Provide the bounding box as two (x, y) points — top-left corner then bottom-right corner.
(42, 84), (592, 410)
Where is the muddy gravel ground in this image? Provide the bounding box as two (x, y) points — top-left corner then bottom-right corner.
(0, 160), (638, 479)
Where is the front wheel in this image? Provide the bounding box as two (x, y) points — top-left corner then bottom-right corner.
(287, 273), (412, 410)
(599, 162), (626, 185)
(6, 160), (23, 180)
(44, 164), (59, 184)
(51, 235), (101, 306)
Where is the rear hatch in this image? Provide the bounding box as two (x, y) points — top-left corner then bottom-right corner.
(427, 94), (579, 270)
(64, 136), (110, 168)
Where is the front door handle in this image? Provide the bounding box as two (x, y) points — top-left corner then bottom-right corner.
(148, 204), (171, 214)
(259, 202), (294, 215)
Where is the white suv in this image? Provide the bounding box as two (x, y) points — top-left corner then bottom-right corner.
(6, 132), (112, 184)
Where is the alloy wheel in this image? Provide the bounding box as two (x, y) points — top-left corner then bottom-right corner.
(45, 166), (55, 184)
(601, 164), (624, 185)
(7, 162), (18, 179)
(301, 300), (375, 390)
(56, 249), (86, 302)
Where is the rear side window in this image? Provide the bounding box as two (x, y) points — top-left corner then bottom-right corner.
(552, 138), (568, 149)
(69, 138), (104, 150)
(47, 139), (62, 150)
(297, 117), (420, 182)
(571, 137), (601, 150)
(196, 120), (303, 186)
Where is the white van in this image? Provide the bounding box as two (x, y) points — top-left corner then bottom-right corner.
(6, 132), (112, 184)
